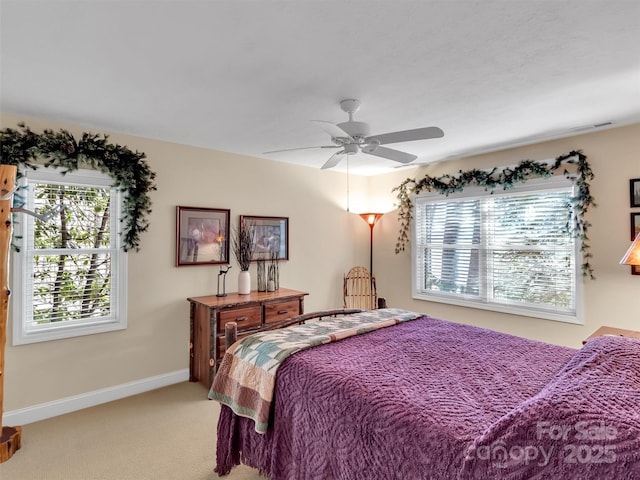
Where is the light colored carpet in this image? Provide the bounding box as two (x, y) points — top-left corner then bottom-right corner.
(0, 382), (267, 480)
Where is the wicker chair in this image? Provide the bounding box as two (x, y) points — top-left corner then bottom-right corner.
(343, 266), (379, 310)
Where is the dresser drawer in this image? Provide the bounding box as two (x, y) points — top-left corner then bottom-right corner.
(216, 330), (254, 359)
(218, 305), (262, 330)
(264, 299), (300, 324)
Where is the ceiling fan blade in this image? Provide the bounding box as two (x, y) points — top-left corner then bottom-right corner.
(321, 151), (345, 170)
(367, 127), (444, 145)
(263, 145), (340, 154)
(311, 120), (353, 140)
(364, 146), (417, 164)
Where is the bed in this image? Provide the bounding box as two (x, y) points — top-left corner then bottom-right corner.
(209, 308), (640, 479)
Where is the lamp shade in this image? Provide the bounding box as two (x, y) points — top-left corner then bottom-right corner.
(359, 213), (384, 228)
(620, 233), (640, 266)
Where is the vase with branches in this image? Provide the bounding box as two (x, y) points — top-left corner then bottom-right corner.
(232, 218), (256, 294)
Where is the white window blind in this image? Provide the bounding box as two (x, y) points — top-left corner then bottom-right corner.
(412, 177), (582, 324)
(13, 167), (127, 345)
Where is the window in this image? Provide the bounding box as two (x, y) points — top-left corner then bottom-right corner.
(12, 167), (127, 345)
(412, 176), (582, 324)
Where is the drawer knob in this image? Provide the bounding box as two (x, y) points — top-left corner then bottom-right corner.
(236, 316), (247, 321)
(278, 309), (288, 315)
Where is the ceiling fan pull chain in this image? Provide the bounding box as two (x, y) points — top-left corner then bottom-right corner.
(346, 156), (350, 212)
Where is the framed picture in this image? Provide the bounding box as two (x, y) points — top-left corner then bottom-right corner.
(176, 206), (230, 266)
(631, 178), (640, 208)
(241, 215), (289, 261)
(632, 212), (640, 241)
(632, 212), (640, 276)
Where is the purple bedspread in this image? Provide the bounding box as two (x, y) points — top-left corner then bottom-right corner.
(461, 335), (640, 479)
(215, 315), (580, 479)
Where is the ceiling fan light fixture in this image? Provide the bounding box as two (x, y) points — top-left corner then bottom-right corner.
(344, 144), (359, 155)
(362, 138), (380, 154)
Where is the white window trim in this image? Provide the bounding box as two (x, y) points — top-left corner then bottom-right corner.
(12, 166), (128, 345)
(411, 176), (584, 325)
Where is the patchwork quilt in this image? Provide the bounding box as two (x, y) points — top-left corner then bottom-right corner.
(208, 308), (422, 433)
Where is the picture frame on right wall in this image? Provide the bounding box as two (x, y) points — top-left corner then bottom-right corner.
(631, 178), (640, 207)
(241, 215), (289, 261)
(632, 212), (640, 275)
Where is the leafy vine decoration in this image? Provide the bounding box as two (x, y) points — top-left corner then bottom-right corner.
(392, 150), (596, 278)
(0, 123), (157, 251)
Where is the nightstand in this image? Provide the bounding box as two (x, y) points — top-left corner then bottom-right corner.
(583, 326), (640, 344)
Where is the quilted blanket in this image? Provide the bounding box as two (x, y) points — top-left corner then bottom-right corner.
(209, 308), (422, 433)
(215, 314), (578, 479)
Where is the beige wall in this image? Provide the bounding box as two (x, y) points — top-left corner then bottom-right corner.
(1, 113), (372, 412)
(2, 113), (639, 413)
(372, 123), (640, 348)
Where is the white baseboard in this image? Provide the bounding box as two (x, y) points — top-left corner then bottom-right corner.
(2, 369), (190, 426)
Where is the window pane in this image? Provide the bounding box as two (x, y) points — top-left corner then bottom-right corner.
(33, 182), (111, 249)
(486, 191), (575, 310)
(417, 199), (481, 296)
(422, 247), (480, 296)
(489, 192), (571, 246)
(490, 249), (574, 309)
(423, 200), (480, 245)
(31, 252), (112, 325)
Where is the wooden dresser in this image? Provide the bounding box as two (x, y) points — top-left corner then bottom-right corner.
(187, 288), (308, 388)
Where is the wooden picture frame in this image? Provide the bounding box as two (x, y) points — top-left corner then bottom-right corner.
(632, 212), (640, 275)
(241, 215), (289, 261)
(631, 178), (640, 208)
(176, 206), (230, 266)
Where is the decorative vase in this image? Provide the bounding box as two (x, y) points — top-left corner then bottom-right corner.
(269, 251), (280, 291)
(238, 270), (251, 295)
(257, 258), (266, 292)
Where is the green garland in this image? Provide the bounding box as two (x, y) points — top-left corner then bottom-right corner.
(393, 150), (596, 278)
(0, 123), (157, 251)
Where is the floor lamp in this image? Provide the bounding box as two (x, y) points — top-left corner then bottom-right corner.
(359, 213), (383, 307)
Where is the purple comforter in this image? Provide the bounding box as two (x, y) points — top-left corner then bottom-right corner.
(461, 335), (640, 479)
(215, 316), (639, 479)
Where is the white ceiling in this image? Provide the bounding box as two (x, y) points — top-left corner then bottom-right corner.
(2, 0), (640, 176)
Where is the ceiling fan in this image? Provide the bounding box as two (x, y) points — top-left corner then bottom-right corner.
(264, 99), (444, 169)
